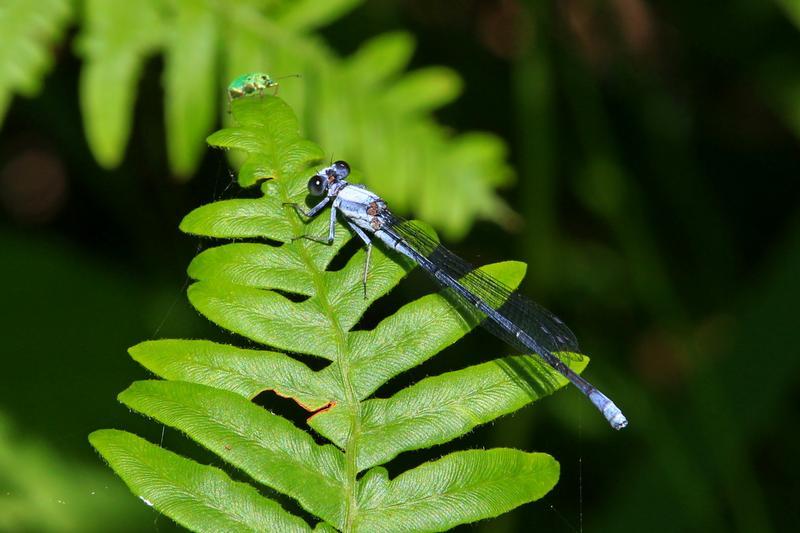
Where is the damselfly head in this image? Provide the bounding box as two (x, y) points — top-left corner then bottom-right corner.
(307, 174), (328, 196)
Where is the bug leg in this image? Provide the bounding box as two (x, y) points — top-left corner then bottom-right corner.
(291, 203), (337, 245)
(284, 196), (331, 218)
(295, 234), (334, 244)
(344, 219), (373, 299)
(362, 243), (372, 299)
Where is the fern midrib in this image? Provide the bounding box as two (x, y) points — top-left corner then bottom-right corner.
(282, 188), (361, 532)
(310, 252), (361, 533)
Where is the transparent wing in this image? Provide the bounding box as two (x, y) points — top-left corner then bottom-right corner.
(383, 214), (580, 357)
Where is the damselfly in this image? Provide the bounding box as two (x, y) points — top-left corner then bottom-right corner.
(286, 161), (628, 430)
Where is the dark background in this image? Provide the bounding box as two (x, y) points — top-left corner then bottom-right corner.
(1, 1), (798, 531)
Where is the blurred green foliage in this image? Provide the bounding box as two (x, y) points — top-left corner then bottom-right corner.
(1, 0), (800, 531)
(0, 0), (71, 122)
(1, 0), (514, 239)
(0, 413), (149, 531)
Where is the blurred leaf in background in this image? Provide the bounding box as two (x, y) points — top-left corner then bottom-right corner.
(1, 0), (516, 238)
(0, 412), (148, 532)
(0, 0), (72, 123)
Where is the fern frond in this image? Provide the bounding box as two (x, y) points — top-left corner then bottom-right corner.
(91, 96), (586, 531)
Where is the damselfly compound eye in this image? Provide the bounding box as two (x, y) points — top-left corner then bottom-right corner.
(333, 160), (350, 178)
(308, 175), (326, 196)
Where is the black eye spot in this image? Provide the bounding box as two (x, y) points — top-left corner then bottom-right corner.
(308, 175), (326, 196)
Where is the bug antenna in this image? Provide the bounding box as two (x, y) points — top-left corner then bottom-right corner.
(275, 73), (302, 81)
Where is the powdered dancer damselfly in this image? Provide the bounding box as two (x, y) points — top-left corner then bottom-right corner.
(286, 161), (628, 429)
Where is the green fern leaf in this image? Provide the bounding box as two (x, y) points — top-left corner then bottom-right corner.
(89, 429), (312, 532)
(117, 380), (345, 524)
(381, 66), (463, 115)
(130, 339), (335, 410)
(164, 0), (219, 177)
(344, 32), (415, 86)
(0, 0), (72, 122)
(354, 449), (558, 531)
(310, 354), (588, 470)
(92, 96), (585, 531)
(274, 0), (363, 32)
(76, 0), (163, 168)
